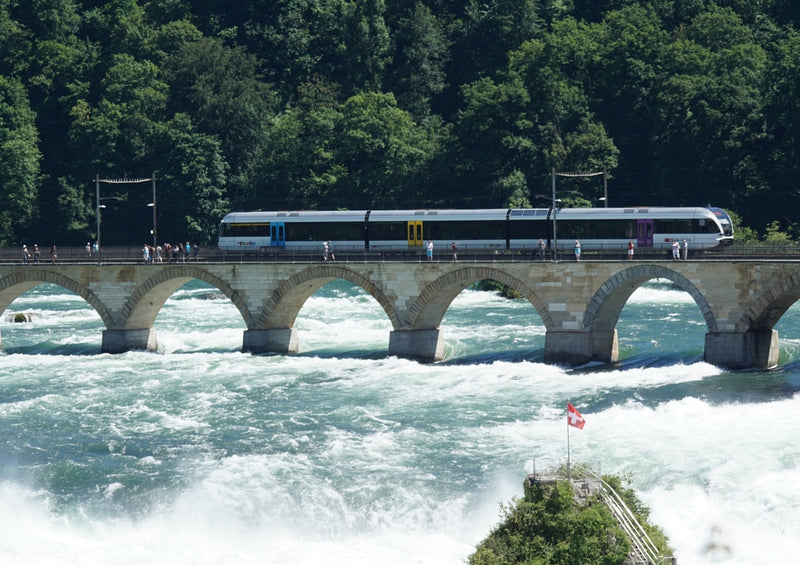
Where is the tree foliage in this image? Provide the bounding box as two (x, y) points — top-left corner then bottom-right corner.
(470, 480), (631, 565)
(469, 475), (672, 565)
(0, 0), (798, 245)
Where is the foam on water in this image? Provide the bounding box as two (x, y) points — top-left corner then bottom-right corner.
(1, 280), (799, 564)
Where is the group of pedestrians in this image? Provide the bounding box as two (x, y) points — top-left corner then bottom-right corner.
(21, 244), (58, 264)
(143, 241), (199, 263)
(672, 239), (689, 261)
(322, 241), (335, 262)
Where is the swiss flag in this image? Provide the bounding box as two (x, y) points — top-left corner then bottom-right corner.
(567, 402), (586, 429)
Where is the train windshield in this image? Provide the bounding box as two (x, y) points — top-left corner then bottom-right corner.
(708, 207), (733, 237)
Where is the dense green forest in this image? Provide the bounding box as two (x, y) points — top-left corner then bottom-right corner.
(1, 0), (799, 246)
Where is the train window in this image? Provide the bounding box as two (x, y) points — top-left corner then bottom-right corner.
(370, 222), (408, 240)
(693, 219), (722, 234)
(221, 223), (270, 237)
(424, 220), (506, 240)
(284, 221), (365, 241)
(508, 222), (548, 240)
(654, 219), (692, 233)
(556, 220), (587, 239)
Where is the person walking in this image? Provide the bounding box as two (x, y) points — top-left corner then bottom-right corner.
(33, 244), (40, 264)
(672, 240), (680, 261)
(50, 244), (58, 263)
(451, 241), (458, 261)
(426, 240), (434, 261)
(22, 244), (29, 264)
(574, 240), (581, 261)
(627, 240), (634, 261)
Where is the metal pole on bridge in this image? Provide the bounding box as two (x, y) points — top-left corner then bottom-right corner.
(95, 175), (101, 264)
(552, 168), (558, 262)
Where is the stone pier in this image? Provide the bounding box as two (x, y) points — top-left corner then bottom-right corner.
(704, 330), (780, 370)
(102, 328), (157, 353)
(242, 328), (298, 354)
(388, 329), (444, 362)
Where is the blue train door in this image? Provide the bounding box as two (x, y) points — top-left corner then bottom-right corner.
(637, 219), (653, 248)
(270, 222), (285, 247)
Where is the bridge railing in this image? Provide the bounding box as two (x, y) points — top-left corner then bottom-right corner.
(1, 242), (799, 264)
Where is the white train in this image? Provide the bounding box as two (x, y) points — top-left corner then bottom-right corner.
(218, 207), (734, 254)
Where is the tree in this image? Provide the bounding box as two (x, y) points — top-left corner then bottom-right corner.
(763, 29), (800, 232)
(470, 480), (631, 565)
(257, 87), (442, 210)
(449, 76), (533, 206)
(592, 4), (670, 203)
(386, 2), (450, 121)
(316, 0), (392, 95)
(651, 6), (768, 208)
(152, 113), (229, 244)
(0, 75), (41, 245)
(164, 36), (276, 206)
(332, 91), (438, 208)
(251, 74), (344, 210)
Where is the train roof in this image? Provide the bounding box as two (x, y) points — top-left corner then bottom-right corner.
(550, 206), (723, 220)
(222, 206), (728, 223)
(368, 209), (509, 221)
(222, 210), (369, 223)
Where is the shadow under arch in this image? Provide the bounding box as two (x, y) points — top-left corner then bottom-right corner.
(257, 265), (399, 330)
(119, 266), (255, 329)
(582, 264), (717, 334)
(736, 270), (800, 332)
(403, 266), (553, 330)
(0, 269), (114, 327)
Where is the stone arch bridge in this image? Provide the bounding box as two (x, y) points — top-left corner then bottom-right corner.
(0, 260), (796, 369)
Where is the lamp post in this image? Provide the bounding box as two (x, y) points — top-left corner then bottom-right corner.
(551, 168), (560, 262)
(95, 175), (100, 263)
(147, 172), (157, 250)
(602, 165), (608, 207)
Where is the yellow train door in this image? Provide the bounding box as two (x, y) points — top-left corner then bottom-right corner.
(407, 220), (423, 247)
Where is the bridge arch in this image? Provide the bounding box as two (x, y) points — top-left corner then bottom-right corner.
(582, 265), (716, 333)
(736, 271), (800, 332)
(119, 266), (255, 329)
(403, 266), (553, 330)
(257, 265), (399, 329)
(0, 269), (114, 327)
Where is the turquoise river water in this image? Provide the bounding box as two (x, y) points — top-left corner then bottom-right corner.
(0, 278), (798, 564)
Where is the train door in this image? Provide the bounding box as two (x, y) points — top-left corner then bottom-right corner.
(636, 219), (653, 248)
(270, 222), (285, 247)
(407, 220), (423, 247)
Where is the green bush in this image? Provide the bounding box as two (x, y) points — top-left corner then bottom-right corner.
(469, 476), (672, 565)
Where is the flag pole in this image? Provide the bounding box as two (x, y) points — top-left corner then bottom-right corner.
(566, 400), (571, 480)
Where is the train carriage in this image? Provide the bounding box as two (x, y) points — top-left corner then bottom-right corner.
(551, 206), (733, 253)
(218, 210), (369, 252)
